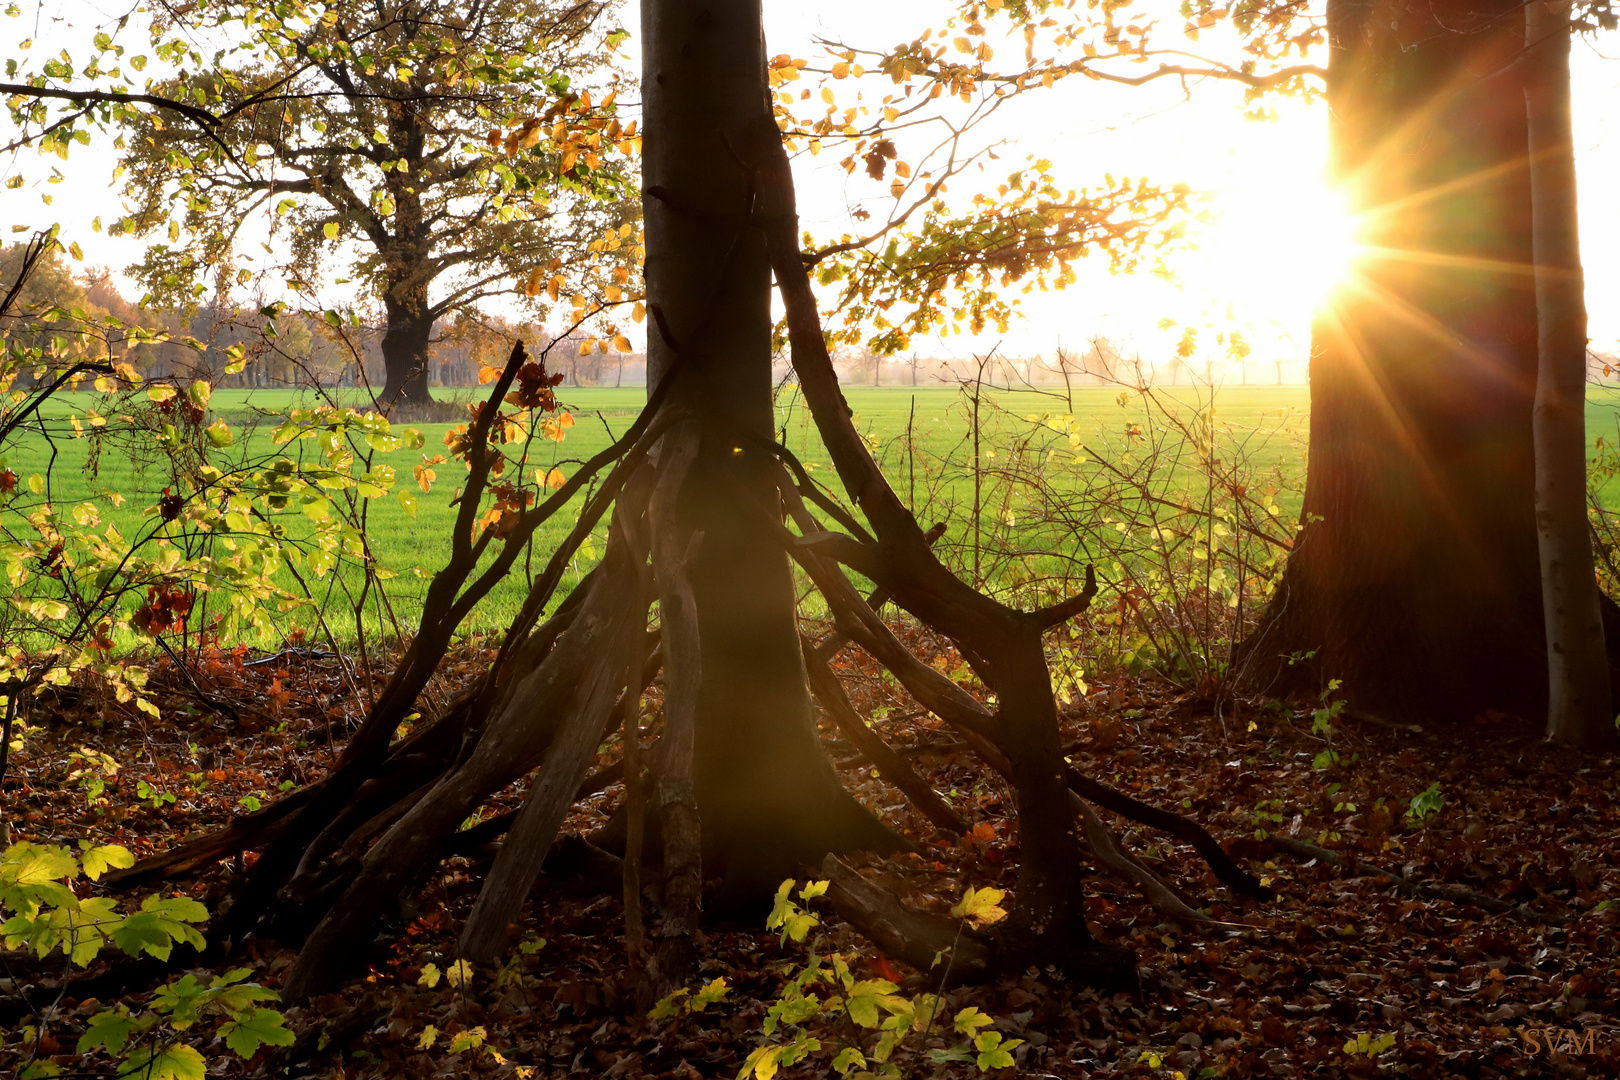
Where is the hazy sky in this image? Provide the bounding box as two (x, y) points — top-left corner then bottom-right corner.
(2, 1), (1617, 372)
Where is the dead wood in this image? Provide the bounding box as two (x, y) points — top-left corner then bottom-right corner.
(457, 473), (657, 964)
(1066, 770), (1274, 900)
(818, 855), (995, 984)
(1073, 795), (1252, 931)
(282, 494), (655, 999)
(812, 521), (947, 664)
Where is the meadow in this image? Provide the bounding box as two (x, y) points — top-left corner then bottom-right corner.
(8, 381), (1620, 647)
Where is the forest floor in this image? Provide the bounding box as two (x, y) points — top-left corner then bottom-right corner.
(2, 634), (1618, 1079)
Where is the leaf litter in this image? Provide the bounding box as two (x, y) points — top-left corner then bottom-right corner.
(2, 630), (1617, 1078)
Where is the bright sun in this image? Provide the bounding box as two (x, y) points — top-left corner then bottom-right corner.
(1189, 176), (1360, 323)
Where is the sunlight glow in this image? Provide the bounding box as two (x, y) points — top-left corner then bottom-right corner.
(1188, 175), (1360, 321)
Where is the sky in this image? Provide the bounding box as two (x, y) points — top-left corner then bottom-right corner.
(2, 1), (1618, 379)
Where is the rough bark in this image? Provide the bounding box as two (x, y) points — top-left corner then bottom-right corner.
(640, 0), (895, 902)
(1524, 0), (1614, 748)
(1240, 0), (1561, 723)
(378, 293), (435, 408)
(644, 415), (705, 998)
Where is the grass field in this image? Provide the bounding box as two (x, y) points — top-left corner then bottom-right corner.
(8, 382), (1620, 647)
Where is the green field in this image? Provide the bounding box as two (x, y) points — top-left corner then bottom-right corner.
(8, 383), (1620, 647)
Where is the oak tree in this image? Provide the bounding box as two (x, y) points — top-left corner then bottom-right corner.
(114, 0), (638, 407)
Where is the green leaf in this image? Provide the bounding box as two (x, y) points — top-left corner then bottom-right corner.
(323, 221), (339, 240)
(417, 962), (441, 988)
(123, 1042), (206, 1080)
(647, 988), (688, 1021)
(831, 1046), (866, 1075)
(77, 1010), (138, 1055)
(447, 1025), (486, 1053)
(738, 1044), (783, 1080)
(691, 977), (729, 1011)
(844, 978), (901, 1028)
(110, 895), (208, 960)
(953, 1006), (995, 1035)
(205, 420), (234, 448)
(7, 844), (80, 888)
(219, 1007), (294, 1057)
(80, 844), (134, 881)
(974, 1031), (1022, 1071)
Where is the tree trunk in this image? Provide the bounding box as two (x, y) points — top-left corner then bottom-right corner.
(641, 0), (894, 901)
(1240, 0), (1561, 723)
(1525, 0), (1614, 747)
(379, 284), (436, 408)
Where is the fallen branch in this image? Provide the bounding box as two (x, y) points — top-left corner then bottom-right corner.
(1073, 795), (1251, 931)
(1067, 770), (1274, 900)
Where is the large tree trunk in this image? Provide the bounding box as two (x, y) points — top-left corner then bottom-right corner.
(1524, 0), (1614, 748)
(640, 0), (894, 899)
(379, 285), (436, 408)
(1240, 0), (1560, 723)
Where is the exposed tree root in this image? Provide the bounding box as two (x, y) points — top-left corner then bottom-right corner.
(95, 123), (1280, 1007)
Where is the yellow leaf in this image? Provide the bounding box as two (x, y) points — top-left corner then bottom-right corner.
(547, 276), (562, 301)
(417, 1025), (437, 1049)
(578, 338), (594, 356)
(545, 467), (565, 489)
(525, 266), (545, 297)
(631, 301), (646, 323)
(612, 335), (632, 353)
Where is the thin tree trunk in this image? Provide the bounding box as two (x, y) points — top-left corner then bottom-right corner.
(1525, 0), (1614, 747)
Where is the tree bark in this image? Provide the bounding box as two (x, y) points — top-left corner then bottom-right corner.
(1524, 0), (1614, 748)
(640, 0), (895, 901)
(379, 286), (436, 407)
(1241, 0), (1565, 723)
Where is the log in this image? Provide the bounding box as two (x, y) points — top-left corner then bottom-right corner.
(818, 854), (994, 984)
